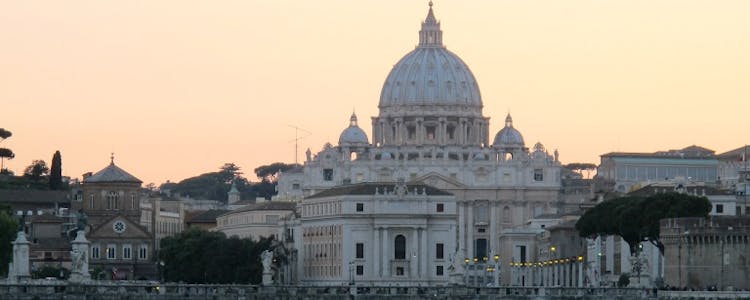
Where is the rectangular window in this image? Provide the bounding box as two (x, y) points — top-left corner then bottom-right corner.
(106, 244), (116, 260)
(91, 245), (100, 259)
(716, 204), (724, 214)
(436, 203), (444, 212)
(89, 195), (95, 209)
(323, 169), (334, 181)
(122, 244), (132, 260)
(356, 203), (364, 212)
(356, 243), (364, 259)
(436, 243), (444, 259)
(356, 265), (364, 276)
(534, 169), (544, 181)
(436, 265), (444, 276)
(139, 244), (148, 260)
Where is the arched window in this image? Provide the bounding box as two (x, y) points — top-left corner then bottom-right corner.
(394, 235), (406, 259)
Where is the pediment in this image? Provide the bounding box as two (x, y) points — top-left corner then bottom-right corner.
(88, 214), (151, 240)
(412, 172), (466, 190)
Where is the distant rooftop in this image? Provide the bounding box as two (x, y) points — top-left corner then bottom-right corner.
(602, 145), (715, 159)
(84, 161), (142, 184)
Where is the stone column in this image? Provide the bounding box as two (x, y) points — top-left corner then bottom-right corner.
(420, 228), (428, 278)
(467, 202), (474, 260)
(374, 228), (381, 277)
(69, 230), (91, 282)
(458, 202), (465, 255)
(489, 202), (497, 254)
(10, 231), (30, 281)
(411, 228), (419, 278)
(382, 228), (389, 277)
(578, 261), (584, 287)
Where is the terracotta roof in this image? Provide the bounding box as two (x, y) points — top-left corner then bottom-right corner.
(306, 182), (452, 199)
(84, 162), (142, 184)
(716, 145), (750, 160)
(601, 145), (715, 159)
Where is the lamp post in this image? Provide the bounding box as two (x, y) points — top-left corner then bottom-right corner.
(473, 257), (478, 286)
(493, 254), (500, 286)
(464, 258), (470, 285)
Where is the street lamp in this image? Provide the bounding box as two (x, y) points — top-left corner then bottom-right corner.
(464, 258), (470, 285)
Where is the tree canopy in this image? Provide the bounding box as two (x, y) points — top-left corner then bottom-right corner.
(158, 228), (276, 284)
(254, 162), (300, 183)
(0, 128), (11, 141)
(23, 160), (49, 181)
(575, 192), (711, 255)
(0, 204), (17, 277)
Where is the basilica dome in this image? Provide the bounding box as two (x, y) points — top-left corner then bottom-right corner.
(378, 3), (482, 110)
(493, 114), (525, 149)
(338, 113), (369, 146)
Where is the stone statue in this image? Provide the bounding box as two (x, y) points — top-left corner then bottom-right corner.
(261, 250), (273, 273)
(71, 248), (86, 271)
(305, 148), (312, 162)
(76, 210), (88, 232)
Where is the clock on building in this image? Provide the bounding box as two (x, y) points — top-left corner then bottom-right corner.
(112, 220), (127, 234)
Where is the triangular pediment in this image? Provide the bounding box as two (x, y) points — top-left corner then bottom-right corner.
(412, 172), (466, 190)
(88, 214), (152, 240)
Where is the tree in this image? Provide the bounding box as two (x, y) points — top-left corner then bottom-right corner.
(0, 148), (14, 171)
(564, 162), (597, 179)
(0, 204), (17, 277)
(23, 160), (49, 182)
(49, 151), (63, 190)
(254, 162), (300, 183)
(576, 193), (711, 255)
(159, 227), (274, 284)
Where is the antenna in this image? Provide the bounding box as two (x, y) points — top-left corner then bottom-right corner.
(288, 125), (312, 165)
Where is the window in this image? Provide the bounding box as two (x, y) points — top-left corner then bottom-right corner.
(130, 194), (136, 209)
(356, 265), (364, 276)
(356, 203), (364, 212)
(534, 169), (544, 181)
(139, 244), (148, 260)
(716, 204), (724, 214)
(323, 169), (334, 181)
(106, 244), (116, 259)
(106, 191), (118, 210)
(89, 195), (95, 209)
(395, 235), (406, 259)
(122, 244), (132, 260)
(436, 265), (444, 276)
(91, 245), (100, 259)
(436, 243), (444, 259)
(436, 203), (444, 212)
(356, 243), (364, 259)
(396, 267), (405, 276)
(475, 239), (487, 260)
(292, 183), (300, 190)
(426, 126), (436, 140)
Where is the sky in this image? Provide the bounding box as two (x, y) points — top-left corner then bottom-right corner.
(1, 1), (749, 185)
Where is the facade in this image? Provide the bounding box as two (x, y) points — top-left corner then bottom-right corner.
(73, 158), (155, 280)
(215, 201), (296, 240)
(661, 216), (750, 290)
(716, 145), (749, 189)
(278, 3), (568, 285)
(597, 145), (718, 193)
(296, 182), (456, 286)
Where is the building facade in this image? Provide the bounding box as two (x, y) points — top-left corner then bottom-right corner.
(296, 182), (457, 286)
(277, 3), (568, 285)
(597, 145), (718, 193)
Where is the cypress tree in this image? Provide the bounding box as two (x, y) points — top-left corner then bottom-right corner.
(49, 150), (62, 190)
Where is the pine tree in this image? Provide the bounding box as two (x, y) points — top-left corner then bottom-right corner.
(49, 150), (62, 190)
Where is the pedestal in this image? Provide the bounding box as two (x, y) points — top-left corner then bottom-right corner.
(11, 231), (31, 281)
(69, 230), (91, 282)
(262, 272), (272, 286)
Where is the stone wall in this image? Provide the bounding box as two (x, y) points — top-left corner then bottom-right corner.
(660, 216), (750, 291)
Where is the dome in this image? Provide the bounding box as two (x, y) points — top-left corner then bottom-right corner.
(493, 114), (525, 149)
(338, 113), (369, 145)
(378, 3), (481, 110)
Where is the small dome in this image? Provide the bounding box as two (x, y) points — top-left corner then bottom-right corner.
(338, 113), (369, 146)
(492, 114), (525, 149)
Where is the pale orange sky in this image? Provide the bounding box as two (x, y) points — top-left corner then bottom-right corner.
(2, 1), (749, 185)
